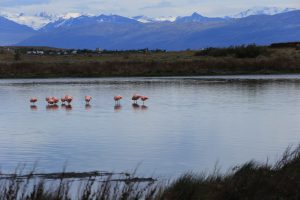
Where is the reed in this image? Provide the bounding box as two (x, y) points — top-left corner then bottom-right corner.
(0, 144), (300, 199)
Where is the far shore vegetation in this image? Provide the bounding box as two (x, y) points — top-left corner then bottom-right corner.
(0, 144), (299, 199)
(0, 42), (300, 78)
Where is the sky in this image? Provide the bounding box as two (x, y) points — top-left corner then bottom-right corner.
(0, 0), (299, 17)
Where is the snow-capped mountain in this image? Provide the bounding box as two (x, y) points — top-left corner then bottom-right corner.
(132, 15), (175, 23)
(0, 11), (56, 30)
(41, 14), (139, 32)
(1, 7), (299, 47)
(0, 7), (297, 29)
(0, 11), (83, 30)
(231, 7), (297, 18)
(17, 10), (300, 50)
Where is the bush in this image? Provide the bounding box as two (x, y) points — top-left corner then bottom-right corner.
(195, 44), (268, 58)
(14, 51), (21, 61)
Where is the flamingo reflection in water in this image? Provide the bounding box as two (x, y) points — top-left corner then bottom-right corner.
(85, 104), (92, 111)
(46, 104), (59, 111)
(132, 103), (140, 111)
(61, 104), (72, 111)
(114, 104), (122, 112)
(30, 105), (37, 111)
(141, 105), (148, 110)
(65, 105), (72, 111)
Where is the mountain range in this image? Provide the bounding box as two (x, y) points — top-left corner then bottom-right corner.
(0, 7), (299, 50)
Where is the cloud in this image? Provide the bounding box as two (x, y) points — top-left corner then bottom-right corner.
(0, 0), (299, 17)
(0, 0), (50, 7)
(141, 1), (174, 10)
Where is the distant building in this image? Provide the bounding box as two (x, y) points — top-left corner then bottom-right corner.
(96, 48), (103, 52)
(27, 50), (44, 55)
(36, 51), (44, 55)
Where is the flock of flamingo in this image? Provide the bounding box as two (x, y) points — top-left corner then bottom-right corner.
(29, 94), (149, 106)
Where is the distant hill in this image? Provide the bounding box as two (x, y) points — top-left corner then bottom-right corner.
(1, 8), (299, 50)
(16, 10), (300, 50)
(0, 16), (35, 45)
(231, 7), (297, 18)
(182, 10), (300, 49)
(175, 12), (227, 23)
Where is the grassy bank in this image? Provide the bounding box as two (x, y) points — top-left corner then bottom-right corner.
(0, 44), (300, 78)
(0, 145), (300, 199)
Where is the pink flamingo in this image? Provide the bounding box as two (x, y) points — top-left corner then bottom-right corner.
(53, 97), (59, 104)
(140, 96), (149, 105)
(114, 95), (122, 104)
(46, 96), (51, 103)
(65, 95), (73, 105)
(48, 98), (54, 105)
(132, 94), (141, 103)
(30, 97), (38, 104)
(61, 97), (66, 104)
(85, 96), (92, 104)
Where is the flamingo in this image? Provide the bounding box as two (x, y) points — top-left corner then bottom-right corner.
(114, 95), (122, 104)
(30, 97), (38, 104)
(53, 97), (59, 104)
(132, 94), (141, 103)
(61, 97), (66, 104)
(65, 95), (73, 105)
(85, 96), (92, 104)
(46, 96), (51, 103)
(48, 98), (55, 105)
(140, 96), (149, 105)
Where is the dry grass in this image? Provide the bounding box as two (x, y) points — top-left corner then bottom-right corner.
(0, 145), (300, 199)
(0, 47), (300, 78)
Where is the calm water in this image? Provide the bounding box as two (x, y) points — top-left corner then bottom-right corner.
(1, 75), (300, 176)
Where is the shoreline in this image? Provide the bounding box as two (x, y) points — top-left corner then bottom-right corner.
(2, 73), (300, 80)
(1, 45), (299, 79)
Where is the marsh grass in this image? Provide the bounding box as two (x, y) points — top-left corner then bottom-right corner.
(0, 168), (161, 200)
(0, 46), (299, 78)
(158, 145), (300, 200)
(0, 145), (300, 199)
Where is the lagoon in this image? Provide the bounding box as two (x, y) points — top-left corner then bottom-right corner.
(1, 75), (300, 176)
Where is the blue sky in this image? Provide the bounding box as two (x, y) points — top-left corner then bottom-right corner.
(0, 0), (299, 17)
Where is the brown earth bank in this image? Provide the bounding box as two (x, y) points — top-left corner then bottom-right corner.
(0, 44), (300, 78)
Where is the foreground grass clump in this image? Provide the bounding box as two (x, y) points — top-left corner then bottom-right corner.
(0, 145), (300, 199)
(159, 145), (300, 200)
(0, 171), (161, 200)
